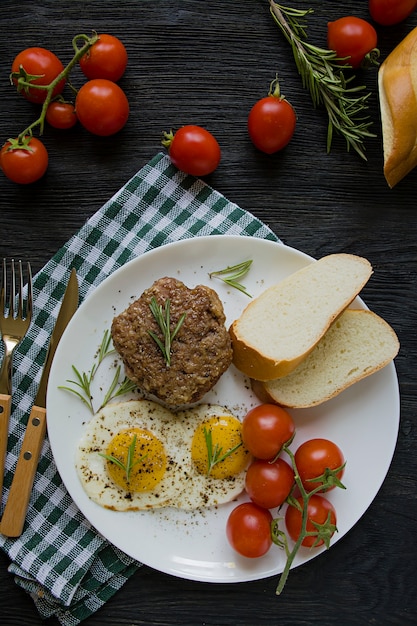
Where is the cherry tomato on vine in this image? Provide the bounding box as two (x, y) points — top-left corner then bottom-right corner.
(248, 80), (296, 154)
(11, 47), (65, 104)
(294, 438), (345, 493)
(75, 79), (129, 136)
(163, 125), (221, 176)
(285, 495), (337, 548)
(245, 457), (294, 509)
(226, 502), (273, 558)
(327, 17), (378, 69)
(46, 101), (77, 129)
(0, 137), (48, 184)
(369, 0), (417, 25)
(242, 404), (295, 460)
(79, 34), (128, 82)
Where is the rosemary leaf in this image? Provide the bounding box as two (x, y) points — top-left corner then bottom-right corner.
(99, 434), (148, 483)
(209, 260), (253, 297)
(269, 1), (375, 160)
(148, 296), (186, 366)
(59, 330), (137, 414)
(203, 427), (243, 477)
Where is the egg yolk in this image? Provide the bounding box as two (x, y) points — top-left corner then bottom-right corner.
(104, 428), (167, 493)
(191, 415), (249, 479)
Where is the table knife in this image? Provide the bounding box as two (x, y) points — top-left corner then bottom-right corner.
(0, 269), (78, 537)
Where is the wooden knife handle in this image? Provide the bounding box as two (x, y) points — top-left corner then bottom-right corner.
(0, 405), (46, 537)
(0, 393), (12, 496)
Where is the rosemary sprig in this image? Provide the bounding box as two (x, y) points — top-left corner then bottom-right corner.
(269, 1), (375, 160)
(148, 296), (186, 367)
(203, 427), (243, 477)
(59, 329), (136, 413)
(209, 260), (253, 297)
(99, 434), (148, 483)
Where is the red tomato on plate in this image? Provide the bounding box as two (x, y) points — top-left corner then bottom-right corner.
(242, 404), (295, 460)
(226, 502), (273, 558)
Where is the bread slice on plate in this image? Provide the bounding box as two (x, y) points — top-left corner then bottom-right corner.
(229, 253), (373, 381)
(251, 309), (399, 408)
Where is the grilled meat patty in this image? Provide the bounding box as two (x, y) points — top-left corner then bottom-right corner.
(111, 277), (233, 406)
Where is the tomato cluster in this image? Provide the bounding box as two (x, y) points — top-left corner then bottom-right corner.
(226, 404), (345, 566)
(1, 33), (128, 184)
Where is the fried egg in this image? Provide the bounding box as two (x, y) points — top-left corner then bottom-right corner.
(75, 400), (250, 511)
(174, 403), (251, 509)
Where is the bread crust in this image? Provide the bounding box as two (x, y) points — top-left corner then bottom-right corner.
(229, 254), (372, 381)
(379, 26), (417, 187)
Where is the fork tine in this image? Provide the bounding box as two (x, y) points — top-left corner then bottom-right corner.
(9, 259), (16, 319)
(17, 260), (24, 319)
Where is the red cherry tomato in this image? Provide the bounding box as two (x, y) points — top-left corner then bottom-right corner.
(75, 79), (129, 136)
(242, 404), (295, 460)
(11, 47), (65, 104)
(245, 457), (294, 509)
(1, 137), (48, 184)
(327, 17), (378, 69)
(164, 125), (221, 177)
(294, 438), (345, 493)
(226, 502), (273, 558)
(46, 101), (77, 129)
(79, 34), (128, 82)
(285, 495), (337, 547)
(369, 0), (417, 25)
(248, 92), (296, 154)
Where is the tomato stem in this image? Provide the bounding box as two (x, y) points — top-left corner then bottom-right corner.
(12, 32), (99, 145)
(272, 443), (339, 595)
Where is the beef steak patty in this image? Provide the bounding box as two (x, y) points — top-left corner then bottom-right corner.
(111, 277), (233, 406)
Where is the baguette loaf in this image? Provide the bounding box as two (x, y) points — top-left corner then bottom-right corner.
(251, 309), (399, 408)
(229, 253), (372, 381)
(378, 26), (417, 188)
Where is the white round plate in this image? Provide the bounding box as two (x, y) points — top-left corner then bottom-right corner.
(47, 235), (400, 583)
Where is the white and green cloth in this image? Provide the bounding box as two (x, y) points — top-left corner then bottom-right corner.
(0, 152), (280, 625)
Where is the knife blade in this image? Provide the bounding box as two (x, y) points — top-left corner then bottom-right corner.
(0, 269), (78, 537)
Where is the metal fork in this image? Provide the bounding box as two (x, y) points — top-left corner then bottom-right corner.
(0, 259), (33, 495)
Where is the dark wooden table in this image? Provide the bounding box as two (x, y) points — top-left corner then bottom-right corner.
(1, 1), (416, 624)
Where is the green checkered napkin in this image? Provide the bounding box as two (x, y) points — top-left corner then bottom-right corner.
(0, 152), (280, 625)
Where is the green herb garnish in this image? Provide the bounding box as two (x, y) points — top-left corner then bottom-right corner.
(148, 296), (186, 367)
(203, 427), (243, 477)
(209, 260), (253, 297)
(59, 329), (136, 413)
(269, 1), (375, 160)
(99, 434), (148, 483)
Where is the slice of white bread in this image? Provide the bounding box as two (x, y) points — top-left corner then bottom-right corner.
(251, 309), (399, 408)
(229, 253), (373, 381)
(378, 26), (417, 188)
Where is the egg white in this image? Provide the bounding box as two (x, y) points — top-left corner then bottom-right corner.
(75, 400), (188, 511)
(173, 404), (250, 510)
(76, 399), (249, 512)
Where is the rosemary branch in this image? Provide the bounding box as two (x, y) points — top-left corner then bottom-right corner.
(203, 427), (243, 477)
(59, 329), (136, 413)
(148, 296), (186, 367)
(209, 260), (253, 297)
(269, 1), (375, 160)
(99, 434), (148, 483)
